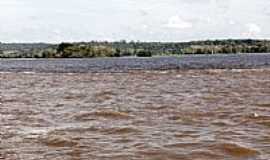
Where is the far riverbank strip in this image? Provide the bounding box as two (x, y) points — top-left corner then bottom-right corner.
(0, 53), (270, 73)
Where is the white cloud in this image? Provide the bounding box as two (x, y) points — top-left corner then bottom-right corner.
(0, 0), (269, 42)
(228, 20), (235, 25)
(165, 16), (193, 29)
(242, 23), (261, 37)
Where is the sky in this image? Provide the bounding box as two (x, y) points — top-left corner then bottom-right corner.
(0, 0), (269, 42)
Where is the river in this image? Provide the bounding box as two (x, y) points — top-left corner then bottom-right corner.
(0, 68), (270, 159)
(0, 54), (270, 160)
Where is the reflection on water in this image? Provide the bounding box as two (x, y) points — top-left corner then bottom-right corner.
(0, 69), (270, 160)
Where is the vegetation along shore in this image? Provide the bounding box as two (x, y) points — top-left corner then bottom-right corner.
(0, 39), (270, 58)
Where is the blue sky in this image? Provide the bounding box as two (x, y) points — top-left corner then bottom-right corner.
(0, 0), (269, 42)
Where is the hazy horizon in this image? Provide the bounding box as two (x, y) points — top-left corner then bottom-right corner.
(1, 0), (269, 43)
(1, 38), (270, 44)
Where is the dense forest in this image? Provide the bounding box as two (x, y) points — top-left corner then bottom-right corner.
(0, 39), (270, 58)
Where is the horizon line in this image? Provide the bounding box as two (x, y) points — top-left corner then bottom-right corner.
(1, 38), (270, 44)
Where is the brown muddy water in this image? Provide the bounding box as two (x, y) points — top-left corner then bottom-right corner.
(0, 69), (270, 160)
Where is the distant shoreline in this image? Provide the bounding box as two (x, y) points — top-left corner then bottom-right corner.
(1, 39), (270, 58)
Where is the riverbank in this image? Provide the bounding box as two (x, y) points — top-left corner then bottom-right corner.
(1, 39), (270, 58)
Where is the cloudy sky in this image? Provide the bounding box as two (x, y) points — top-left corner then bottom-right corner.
(0, 0), (269, 42)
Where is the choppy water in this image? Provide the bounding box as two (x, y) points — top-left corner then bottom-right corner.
(0, 69), (270, 160)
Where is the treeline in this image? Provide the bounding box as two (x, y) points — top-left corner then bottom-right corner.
(0, 39), (270, 58)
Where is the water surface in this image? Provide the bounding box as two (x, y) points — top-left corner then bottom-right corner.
(1, 53), (270, 73)
(0, 69), (270, 159)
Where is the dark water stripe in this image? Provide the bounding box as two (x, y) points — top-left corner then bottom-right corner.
(0, 53), (270, 73)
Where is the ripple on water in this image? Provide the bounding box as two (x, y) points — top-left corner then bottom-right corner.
(1, 69), (270, 159)
(164, 142), (201, 148)
(103, 127), (141, 135)
(212, 142), (260, 158)
(189, 150), (224, 160)
(73, 110), (131, 121)
(255, 102), (270, 108)
(136, 148), (188, 160)
(246, 114), (270, 127)
(40, 134), (78, 148)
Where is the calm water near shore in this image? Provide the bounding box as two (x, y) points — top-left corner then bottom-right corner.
(1, 53), (270, 73)
(0, 69), (270, 160)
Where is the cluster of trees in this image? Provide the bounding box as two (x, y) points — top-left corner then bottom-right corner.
(181, 39), (270, 54)
(52, 42), (153, 58)
(181, 44), (270, 54)
(0, 39), (270, 58)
